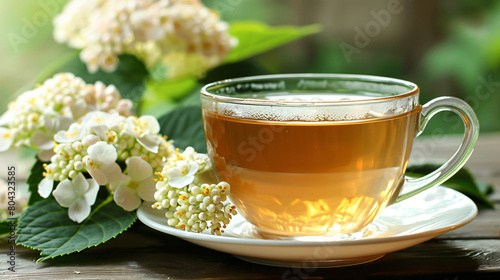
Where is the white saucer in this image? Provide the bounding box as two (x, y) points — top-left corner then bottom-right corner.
(137, 186), (477, 267)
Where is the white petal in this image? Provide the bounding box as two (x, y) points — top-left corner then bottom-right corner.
(44, 114), (74, 134)
(169, 175), (195, 188)
(81, 135), (100, 146)
(182, 147), (195, 159)
(91, 125), (109, 140)
(126, 117), (139, 135)
(88, 141), (117, 164)
(137, 178), (156, 202)
(68, 199), (91, 223)
(137, 135), (160, 153)
(72, 172), (90, 194)
(38, 177), (54, 198)
(109, 175), (131, 192)
(139, 116), (160, 134)
(54, 131), (71, 143)
(114, 184), (141, 211)
(37, 149), (55, 162)
(187, 161), (199, 176)
(87, 168), (107, 185)
(106, 114), (125, 132)
(166, 167), (182, 179)
(0, 111), (14, 126)
(100, 162), (126, 184)
(54, 123), (86, 143)
(126, 157), (153, 182)
(175, 161), (189, 171)
(53, 179), (77, 207)
(0, 127), (14, 152)
(84, 178), (100, 206)
(71, 98), (89, 119)
(31, 131), (55, 150)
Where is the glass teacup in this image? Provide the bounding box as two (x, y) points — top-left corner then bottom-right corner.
(201, 74), (479, 238)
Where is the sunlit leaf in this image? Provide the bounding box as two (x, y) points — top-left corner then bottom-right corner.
(225, 21), (321, 63)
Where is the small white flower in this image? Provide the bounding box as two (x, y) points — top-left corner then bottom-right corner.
(83, 141), (124, 185)
(38, 177), (55, 198)
(181, 146), (211, 174)
(52, 173), (99, 223)
(112, 156), (156, 211)
(166, 160), (199, 188)
(54, 122), (88, 143)
(99, 53), (119, 72)
(82, 111), (124, 134)
(126, 116), (161, 153)
(0, 127), (14, 152)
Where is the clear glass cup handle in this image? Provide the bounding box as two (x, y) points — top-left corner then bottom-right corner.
(394, 96), (480, 203)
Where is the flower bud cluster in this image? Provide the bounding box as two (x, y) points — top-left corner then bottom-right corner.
(43, 141), (88, 182)
(153, 147), (237, 235)
(53, 0), (236, 78)
(153, 181), (237, 235)
(115, 129), (171, 171)
(0, 73), (133, 154)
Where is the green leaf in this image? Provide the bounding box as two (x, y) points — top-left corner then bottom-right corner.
(224, 21), (322, 64)
(16, 196), (136, 262)
(406, 163), (495, 208)
(141, 77), (199, 117)
(26, 158), (47, 206)
(158, 105), (206, 153)
(0, 219), (15, 238)
(147, 77), (198, 102)
(200, 60), (272, 84)
(36, 53), (149, 110)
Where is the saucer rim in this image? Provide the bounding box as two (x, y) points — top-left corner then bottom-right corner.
(137, 186), (478, 247)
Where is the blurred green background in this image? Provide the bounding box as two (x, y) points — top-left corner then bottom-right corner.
(1, 0), (499, 134)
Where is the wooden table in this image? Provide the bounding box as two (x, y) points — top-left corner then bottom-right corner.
(1, 134), (499, 280)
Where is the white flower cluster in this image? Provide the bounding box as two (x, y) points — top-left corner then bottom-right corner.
(153, 147), (237, 235)
(0, 73), (133, 160)
(53, 0), (237, 78)
(40, 111), (174, 223)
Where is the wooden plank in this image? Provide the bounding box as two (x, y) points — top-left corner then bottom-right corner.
(2, 231), (500, 279)
(437, 208), (500, 239)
